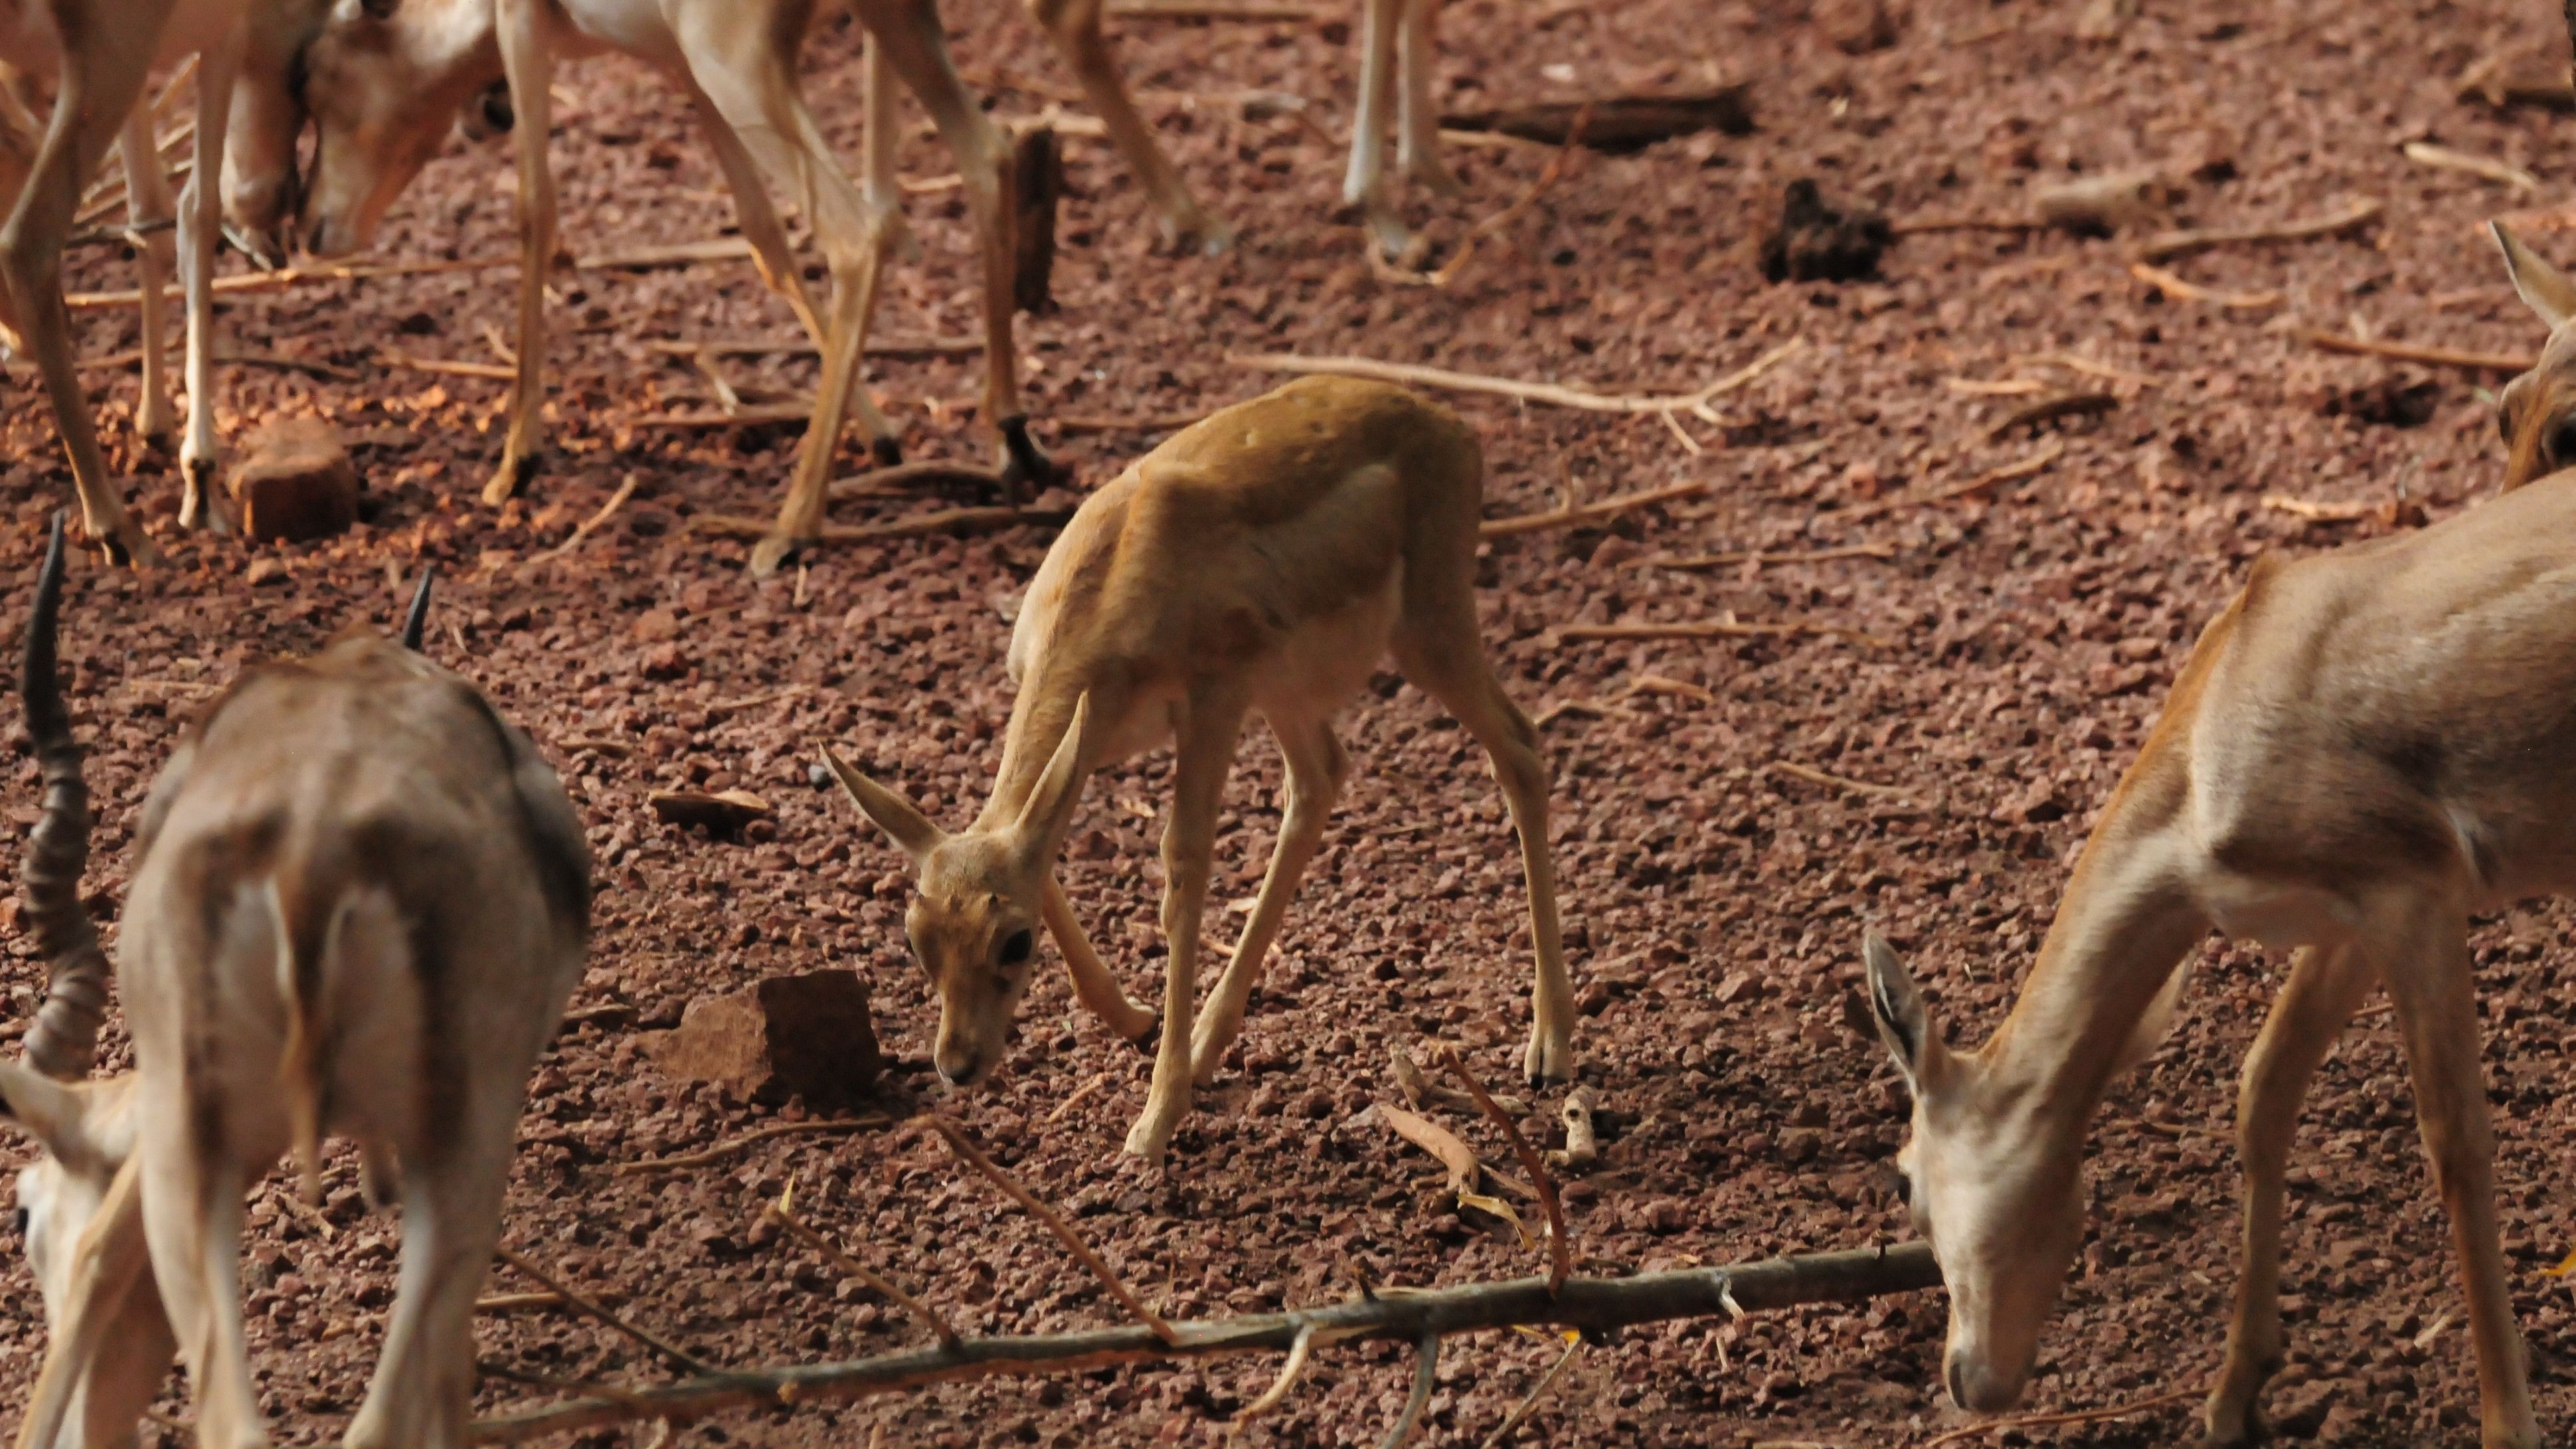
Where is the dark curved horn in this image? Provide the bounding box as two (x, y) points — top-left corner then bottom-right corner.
(20, 513), (105, 1080)
(400, 565), (433, 652)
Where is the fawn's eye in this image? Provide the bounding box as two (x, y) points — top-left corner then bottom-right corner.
(998, 929), (1035, 967)
(1891, 1167), (1913, 1211)
(2548, 416), (2576, 464)
(11, 1207), (27, 1236)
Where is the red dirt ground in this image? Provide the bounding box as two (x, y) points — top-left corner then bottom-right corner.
(3, 0), (2575, 1443)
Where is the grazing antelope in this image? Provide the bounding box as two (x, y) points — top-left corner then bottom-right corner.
(267, 0), (1062, 576)
(822, 377), (1575, 1162)
(0, 0), (303, 563)
(1, 520), (590, 1449)
(1859, 225), (2576, 1449)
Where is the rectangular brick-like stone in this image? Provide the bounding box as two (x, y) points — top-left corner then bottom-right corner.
(646, 970), (883, 1107)
(229, 417), (359, 543)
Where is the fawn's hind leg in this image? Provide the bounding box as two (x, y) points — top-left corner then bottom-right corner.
(1393, 632), (1573, 1085)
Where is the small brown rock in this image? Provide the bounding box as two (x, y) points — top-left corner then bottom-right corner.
(1814, 0), (1896, 53)
(645, 970), (883, 1106)
(649, 789), (772, 833)
(245, 556), (288, 586)
(228, 418), (359, 543)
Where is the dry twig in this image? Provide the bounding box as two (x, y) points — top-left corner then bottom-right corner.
(493, 1248), (715, 1376)
(1481, 480), (1709, 537)
(2298, 328), (2533, 373)
(766, 1185), (962, 1351)
(545, 474), (640, 560)
(1379, 1335), (1442, 1449)
(616, 1119), (890, 1175)
(2134, 198), (2381, 263)
(1439, 1047), (1571, 1292)
(1918, 1386), (2203, 1446)
(2128, 262), (2280, 309)
(1229, 339), (1801, 424)
(1984, 391), (2116, 440)
(1389, 1045), (1527, 1117)
(381, 351), (518, 382)
(1643, 542), (1897, 571)
(929, 1117), (1179, 1345)
(1477, 1333), (1583, 1447)
(694, 507), (1074, 546)
(2402, 141), (2538, 192)
(1769, 760), (1915, 800)
(1557, 617), (1888, 648)
(469, 1244), (1942, 1442)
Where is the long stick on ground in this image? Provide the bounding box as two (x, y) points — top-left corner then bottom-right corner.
(2298, 328), (2534, 373)
(928, 1118), (1179, 1345)
(764, 1188), (962, 1352)
(470, 1244), (1940, 1442)
(493, 1249), (715, 1377)
(1480, 480), (1708, 538)
(1227, 339), (1801, 420)
(2133, 199), (2381, 263)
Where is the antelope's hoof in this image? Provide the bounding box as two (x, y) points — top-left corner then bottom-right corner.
(871, 434), (904, 469)
(482, 448), (539, 507)
(996, 415), (1056, 505)
(1523, 1033), (1573, 1089)
(748, 532), (807, 578)
(1124, 1015), (1161, 1057)
(1160, 212), (1237, 258)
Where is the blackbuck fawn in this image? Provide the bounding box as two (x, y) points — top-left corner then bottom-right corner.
(1859, 225), (2576, 1449)
(1, 520), (590, 1449)
(824, 377), (1575, 1162)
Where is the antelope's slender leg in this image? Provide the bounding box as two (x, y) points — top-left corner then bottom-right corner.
(2375, 896), (2540, 1449)
(1341, 0), (1408, 258)
(1125, 685), (1248, 1161)
(1395, 626), (1573, 1085)
(2206, 942), (2376, 1448)
(115, 110), (178, 450)
(674, 14), (907, 574)
(1393, 0), (1457, 195)
(485, 0), (557, 506)
(1025, 0), (1229, 253)
(177, 25), (242, 531)
(1190, 713), (1345, 1085)
(0, 6), (169, 564)
(137, 1121), (263, 1448)
(852, 0), (1046, 499)
(346, 1138), (515, 1449)
(1043, 873), (1157, 1043)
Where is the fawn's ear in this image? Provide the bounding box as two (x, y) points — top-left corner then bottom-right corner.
(1863, 933), (1953, 1099)
(819, 749), (948, 863)
(1013, 693), (1093, 866)
(2494, 221), (2576, 330)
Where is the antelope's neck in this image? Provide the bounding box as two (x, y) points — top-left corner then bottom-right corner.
(970, 682), (1087, 837)
(1980, 811), (2210, 1137)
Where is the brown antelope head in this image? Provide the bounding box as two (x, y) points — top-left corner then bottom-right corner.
(2491, 221), (2576, 489)
(820, 697), (1093, 1088)
(1863, 932), (2182, 1413)
(287, 0), (499, 256)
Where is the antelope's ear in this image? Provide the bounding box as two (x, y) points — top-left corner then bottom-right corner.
(819, 749), (947, 863)
(0, 1061), (107, 1170)
(1012, 693), (1092, 864)
(1862, 932), (1950, 1098)
(2494, 221), (2576, 330)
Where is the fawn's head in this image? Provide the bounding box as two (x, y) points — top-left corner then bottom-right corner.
(1863, 934), (2082, 1414)
(822, 698), (1093, 1087)
(0, 1065), (135, 1329)
(291, 0), (499, 257)
(2492, 221), (2576, 489)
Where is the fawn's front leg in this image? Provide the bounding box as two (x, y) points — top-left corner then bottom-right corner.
(1124, 691), (1246, 1162)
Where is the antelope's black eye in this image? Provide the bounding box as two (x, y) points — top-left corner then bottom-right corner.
(2548, 416), (2576, 465)
(1891, 1169), (1913, 1210)
(998, 929), (1035, 967)
(11, 1207), (27, 1236)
